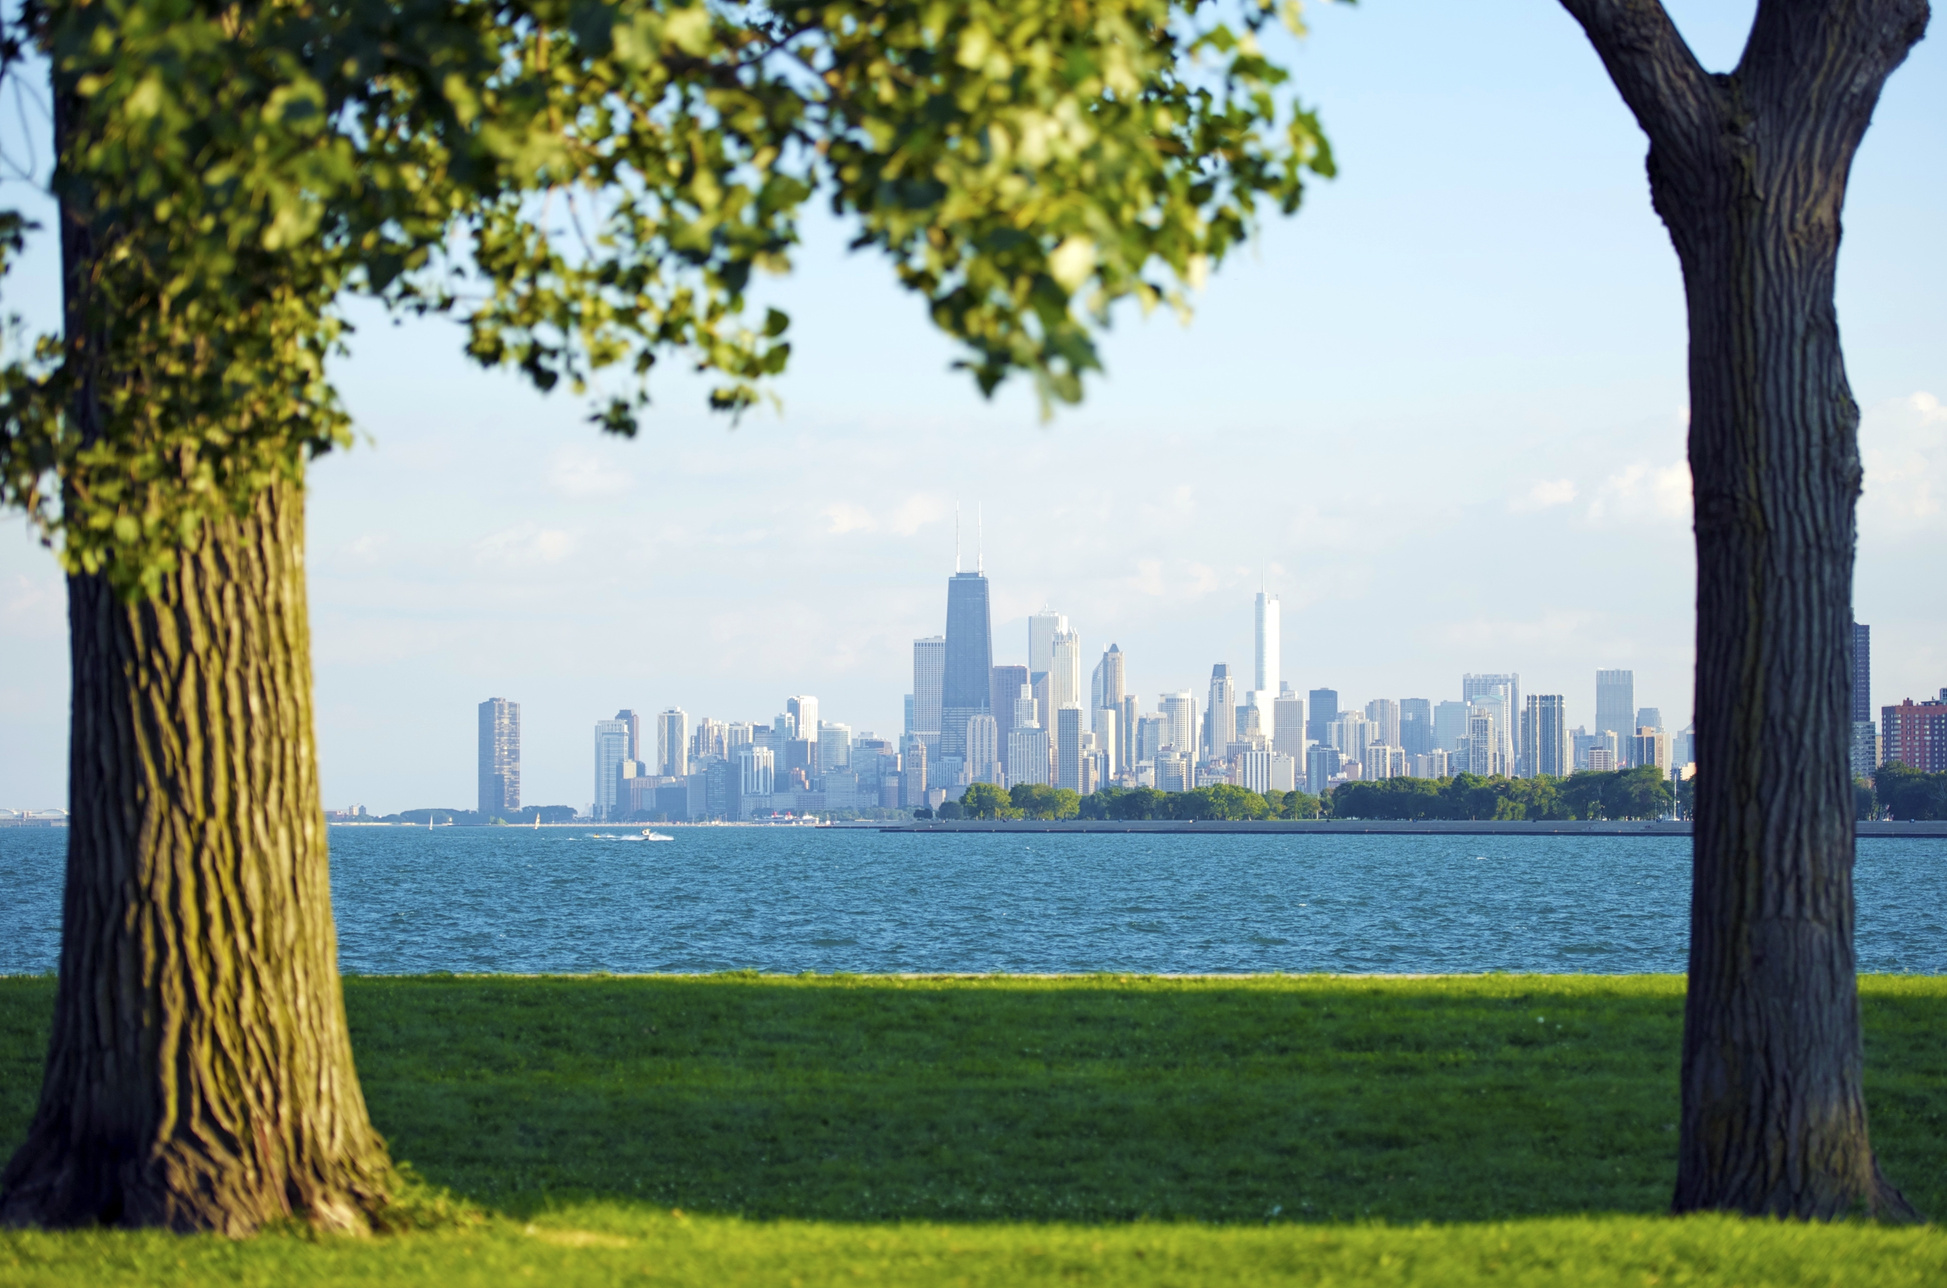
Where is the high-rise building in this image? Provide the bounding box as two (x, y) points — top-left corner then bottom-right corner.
(1596, 669), (1635, 739)
(1462, 674), (1520, 774)
(593, 717), (631, 820)
(1365, 698), (1401, 749)
(1050, 630), (1083, 713)
(1239, 749), (1274, 794)
(941, 571), (993, 761)
(615, 709), (641, 762)
(1255, 591), (1281, 697)
(1208, 665), (1237, 759)
(1882, 697), (1947, 773)
(1135, 712), (1169, 764)
(1161, 691), (1199, 762)
(786, 695), (819, 744)
(477, 698), (520, 819)
(901, 734), (930, 805)
(965, 714), (1001, 784)
(1432, 699), (1469, 751)
(1465, 693), (1509, 776)
(1008, 716), (1049, 787)
(1095, 645), (1127, 732)
(991, 664), (1029, 742)
(1307, 689), (1339, 743)
(1465, 707), (1498, 779)
(1631, 727), (1671, 777)
(818, 721), (853, 773)
(738, 744), (775, 796)
(1028, 610), (1068, 676)
(1273, 688), (1306, 758)
(1305, 745), (1341, 795)
(1523, 694), (1569, 778)
(1119, 693), (1140, 772)
(1092, 706), (1120, 779)
(1399, 698), (1433, 756)
(913, 636), (945, 744)
(657, 708), (690, 778)
(1055, 706), (1086, 792)
(1330, 711), (1370, 759)
(1851, 622), (1876, 778)
(1636, 707), (1663, 732)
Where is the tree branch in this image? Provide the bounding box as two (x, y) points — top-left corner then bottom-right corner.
(1737, 0), (1929, 160)
(1557, 0), (1723, 163)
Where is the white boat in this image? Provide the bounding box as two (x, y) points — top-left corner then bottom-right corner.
(642, 830), (675, 841)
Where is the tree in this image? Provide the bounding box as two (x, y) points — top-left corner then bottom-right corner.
(959, 783), (1019, 820)
(0, 0), (1329, 1233)
(1559, 0), (1929, 1217)
(1874, 763), (1947, 820)
(1009, 784), (1081, 820)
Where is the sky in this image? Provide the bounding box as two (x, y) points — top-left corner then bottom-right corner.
(2, 0), (1943, 814)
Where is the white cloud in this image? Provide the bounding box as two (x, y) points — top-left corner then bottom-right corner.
(887, 494), (948, 536)
(1587, 461), (1691, 523)
(822, 502), (877, 535)
(474, 522), (576, 567)
(1861, 391), (1947, 534)
(547, 448), (634, 499)
(1511, 479), (1577, 512)
(346, 533), (390, 561)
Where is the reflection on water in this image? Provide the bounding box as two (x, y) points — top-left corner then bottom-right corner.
(1, 828), (1943, 975)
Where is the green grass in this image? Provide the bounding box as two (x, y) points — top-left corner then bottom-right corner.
(2, 973), (1944, 1283)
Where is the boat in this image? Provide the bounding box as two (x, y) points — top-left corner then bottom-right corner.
(642, 830), (675, 841)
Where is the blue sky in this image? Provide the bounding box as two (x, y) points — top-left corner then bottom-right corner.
(2, 0), (1943, 813)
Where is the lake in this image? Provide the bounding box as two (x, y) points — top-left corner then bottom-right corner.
(1, 826), (1942, 975)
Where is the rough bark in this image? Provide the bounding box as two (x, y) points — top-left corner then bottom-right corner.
(0, 73), (393, 1236)
(1559, 0), (1928, 1218)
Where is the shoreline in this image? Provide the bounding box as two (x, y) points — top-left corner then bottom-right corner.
(877, 819), (1947, 837)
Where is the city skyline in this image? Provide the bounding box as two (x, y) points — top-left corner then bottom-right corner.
(0, 2), (1939, 812)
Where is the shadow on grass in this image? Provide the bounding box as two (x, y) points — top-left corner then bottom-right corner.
(3, 975), (1943, 1226)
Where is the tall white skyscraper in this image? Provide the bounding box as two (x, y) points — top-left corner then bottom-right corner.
(1365, 698), (1401, 749)
(818, 721), (852, 772)
(1161, 691), (1199, 762)
(1273, 688), (1305, 759)
(1254, 591), (1280, 697)
(593, 718), (630, 820)
(1462, 673), (1520, 776)
(1208, 665), (1237, 755)
(965, 714), (1001, 784)
(1050, 630), (1083, 713)
(913, 637), (945, 740)
(656, 708), (690, 778)
(1029, 610), (1068, 676)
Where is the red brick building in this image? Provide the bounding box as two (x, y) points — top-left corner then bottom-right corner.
(1882, 693), (1947, 773)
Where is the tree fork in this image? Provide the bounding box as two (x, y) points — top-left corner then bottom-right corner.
(1560, 0), (1928, 1217)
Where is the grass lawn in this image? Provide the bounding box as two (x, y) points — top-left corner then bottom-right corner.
(1, 973), (1943, 1283)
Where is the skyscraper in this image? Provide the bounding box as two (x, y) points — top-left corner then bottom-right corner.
(965, 714), (1001, 784)
(1273, 688), (1306, 759)
(1254, 591), (1280, 696)
(1595, 669), (1635, 739)
(593, 717), (630, 820)
(1119, 693), (1140, 772)
(786, 695), (819, 743)
(1433, 700), (1469, 751)
(818, 722), (852, 772)
(615, 709), (641, 762)
(1365, 698), (1401, 749)
(1208, 665), (1237, 755)
(1161, 691), (1199, 762)
(477, 698), (520, 819)
(1055, 706), (1085, 792)
(912, 636), (945, 750)
(1028, 610), (1067, 676)
(657, 708), (690, 778)
(1882, 695), (1947, 772)
(1463, 674), (1520, 774)
(1523, 694), (1569, 778)
(941, 571), (993, 761)
(990, 664), (1028, 742)
(1465, 707), (1499, 779)
(1399, 698), (1433, 755)
(1050, 630), (1083, 713)
(1851, 622), (1876, 777)
(1307, 688), (1339, 744)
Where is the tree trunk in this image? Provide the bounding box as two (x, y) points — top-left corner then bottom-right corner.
(1561, 0), (1928, 1218)
(1, 72), (393, 1235)
(0, 482), (394, 1234)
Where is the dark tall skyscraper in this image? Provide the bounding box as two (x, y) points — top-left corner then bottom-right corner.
(478, 697), (520, 818)
(1399, 698), (1433, 756)
(940, 570), (993, 762)
(1307, 688), (1339, 744)
(1851, 622), (1871, 723)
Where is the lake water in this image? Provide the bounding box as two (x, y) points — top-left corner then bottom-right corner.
(1, 826), (1943, 976)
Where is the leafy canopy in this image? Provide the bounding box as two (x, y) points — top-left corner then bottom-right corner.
(0, 0), (1330, 594)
